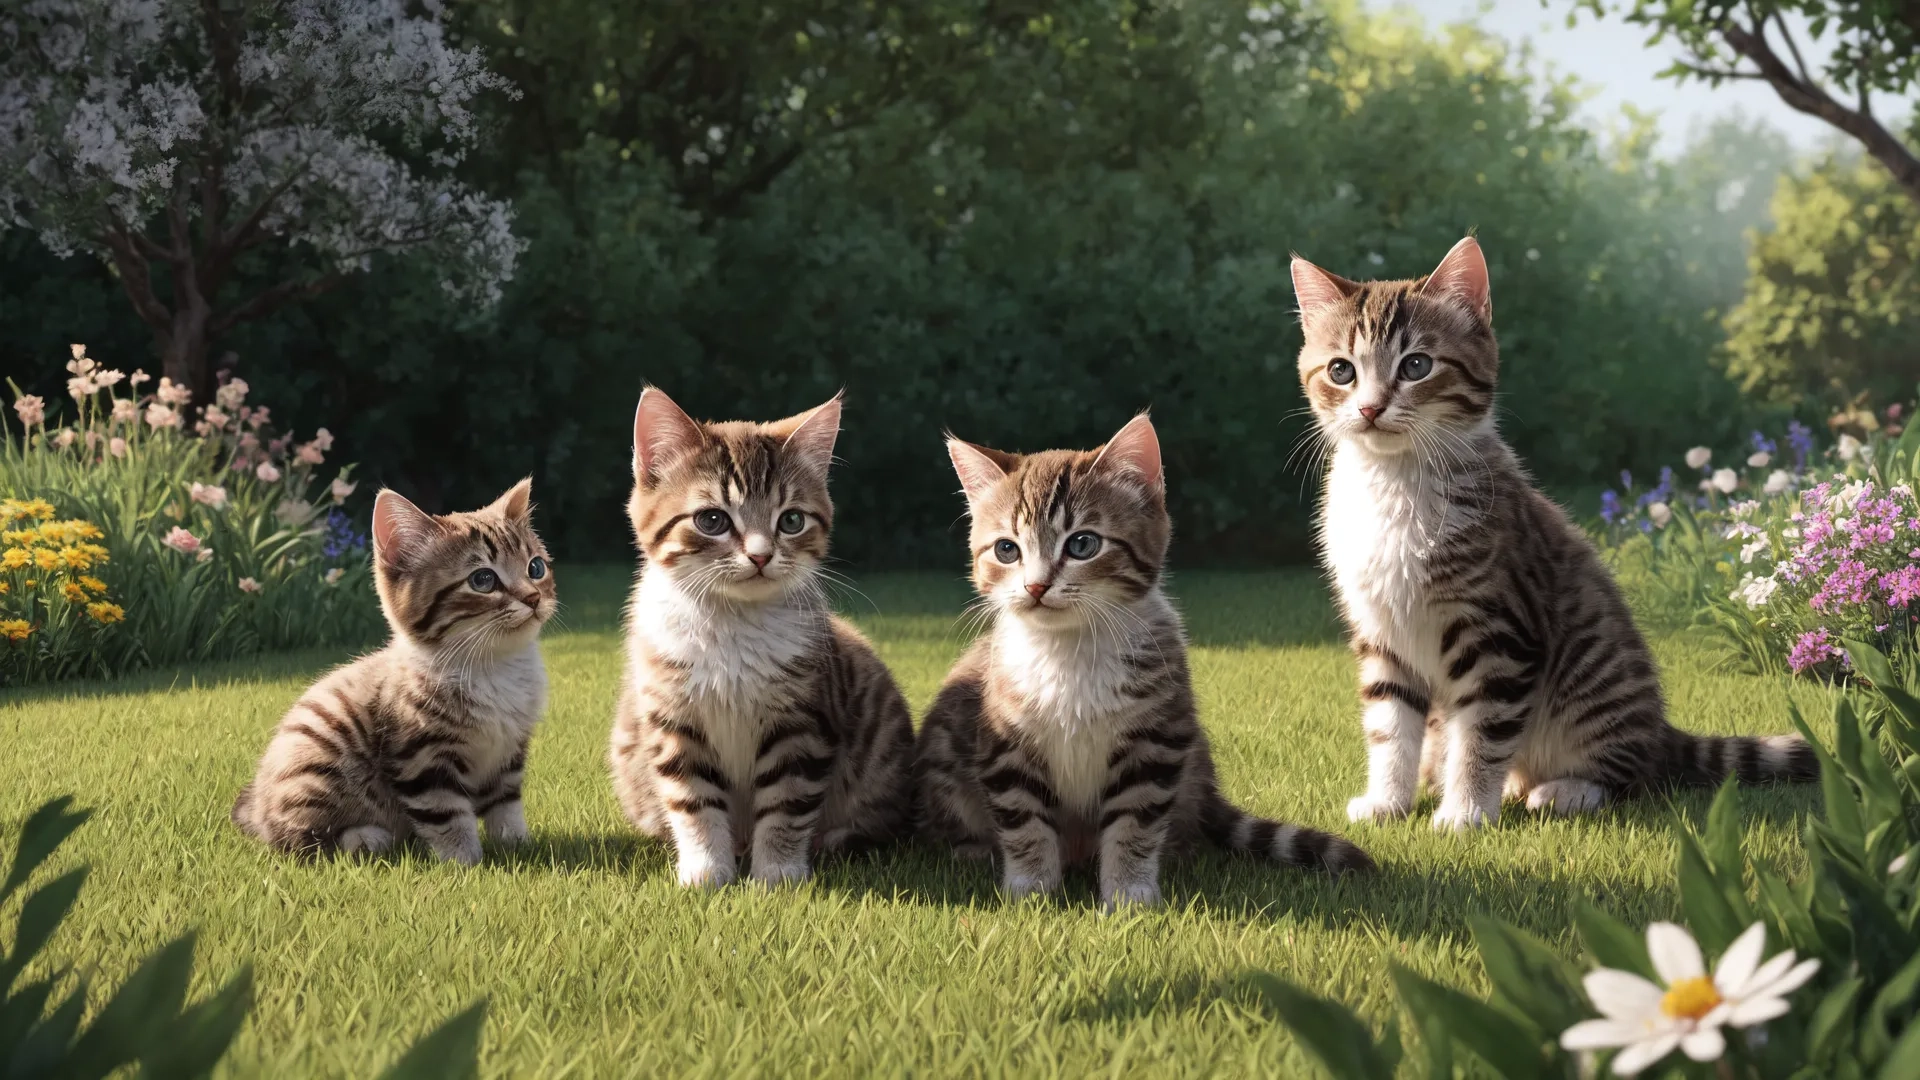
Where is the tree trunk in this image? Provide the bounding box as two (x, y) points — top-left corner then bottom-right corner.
(159, 300), (213, 407)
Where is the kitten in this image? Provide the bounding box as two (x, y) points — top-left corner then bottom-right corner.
(607, 388), (916, 887)
(1292, 237), (1817, 830)
(915, 414), (1375, 911)
(232, 480), (555, 863)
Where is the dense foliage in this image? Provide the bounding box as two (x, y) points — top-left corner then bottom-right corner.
(0, 1), (1795, 565)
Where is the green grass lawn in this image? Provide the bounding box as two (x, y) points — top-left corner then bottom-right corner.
(0, 568), (1835, 1077)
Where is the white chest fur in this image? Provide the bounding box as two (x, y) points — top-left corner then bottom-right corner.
(627, 569), (818, 782)
(411, 642), (547, 772)
(991, 598), (1168, 814)
(1320, 443), (1476, 672)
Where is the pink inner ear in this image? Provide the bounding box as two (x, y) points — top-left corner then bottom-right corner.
(633, 388), (704, 480)
(1425, 237), (1492, 322)
(948, 440), (1008, 502)
(784, 395), (842, 474)
(1094, 414), (1163, 491)
(1290, 257), (1351, 322)
(372, 491), (432, 565)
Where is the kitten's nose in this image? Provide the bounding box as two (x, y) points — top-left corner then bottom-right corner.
(1359, 405), (1382, 422)
(747, 554), (770, 569)
(1026, 582), (1049, 600)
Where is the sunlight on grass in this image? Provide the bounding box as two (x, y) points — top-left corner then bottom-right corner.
(0, 569), (1831, 1077)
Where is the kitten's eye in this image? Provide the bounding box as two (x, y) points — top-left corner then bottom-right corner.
(527, 557), (547, 580)
(468, 568), (499, 593)
(1327, 359), (1356, 386)
(1065, 531), (1102, 560)
(778, 510), (807, 535)
(993, 539), (1020, 564)
(1398, 353), (1434, 381)
(693, 509), (731, 536)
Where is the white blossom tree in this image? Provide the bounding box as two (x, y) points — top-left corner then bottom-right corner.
(0, 0), (525, 398)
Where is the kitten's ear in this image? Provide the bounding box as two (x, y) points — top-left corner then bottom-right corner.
(488, 477), (533, 521)
(1420, 236), (1492, 324)
(372, 489), (440, 569)
(947, 437), (1016, 504)
(1290, 255), (1359, 324)
(1091, 412), (1164, 493)
(633, 386), (705, 484)
(768, 391), (842, 478)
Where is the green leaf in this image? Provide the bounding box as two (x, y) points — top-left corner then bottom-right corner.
(0, 797), (91, 904)
(378, 998), (489, 1080)
(1881, 1017), (1920, 1080)
(1389, 963), (1550, 1080)
(1806, 978), (1862, 1063)
(1842, 639), (1920, 743)
(1469, 916), (1586, 1038)
(1828, 859), (1917, 987)
(0, 974), (59, 1050)
(1795, 705), (1865, 851)
(1, 867), (87, 994)
(137, 965), (254, 1080)
(1575, 901), (1653, 978)
(1676, 830), (1744, 955)
(12, 982), (90, 1075)
(1862, 951), (1920, 1062)
(1419, 1012), (1453, 1080)
(65, 933), (200, 1079)
(1703, 779), (1744, 879)
(1248, 976), (1393, 1080)
(1756, 869), (1820, 957)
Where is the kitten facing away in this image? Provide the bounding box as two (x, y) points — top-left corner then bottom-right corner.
(1292, 236), (1816, 830)
(232, 480), (556, 863)
(915, 414), (1374, 911)
(607, 388), (915, 888)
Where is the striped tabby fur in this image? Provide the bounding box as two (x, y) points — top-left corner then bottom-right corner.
(608, 388), (915, 887)
(1292, 237), (1817, 830)
(232, 480), (555, 862)
(916, 415), (1374, 911)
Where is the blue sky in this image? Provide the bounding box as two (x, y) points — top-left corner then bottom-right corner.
(1383, 0), (1912, 153)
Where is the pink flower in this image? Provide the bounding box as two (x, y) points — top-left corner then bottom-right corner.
(237, 577), (262, 594)
(108, 436), (127, 458)
(1788, 629), (1846, 674)
(12, 395), (45, 426)
(246, 407), (269, 430)
(163, 527), (202, 556)
(196, 546), (214, 563)
(145, 403), (182, 430)
(255, 462), (282, 483)
(296, 442), (325, 466)
(189, 482), (229, 510)
(330, 476), (357, 504)
(129, 369), (151, 387)
(215, 378), (249, 411)
(84, 430), (101, 450)
(66, 374), (97, 399)
(1884, 566), (1920, 607)
(1889, 403), (1904, 421)
(155, 377), (192, 406)
(312, 427), (334, 452)
(202, 405), (229, 429)
(53, 429), (76, 450)
(111, 398), (138, 425)
(268, 434), (292, 455)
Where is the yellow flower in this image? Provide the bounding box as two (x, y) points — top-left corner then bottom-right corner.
(70, 522), (103, 540)
(86, 602), (123, 625)
(32, 548), (60, 572)
(23, 579), (35, 588)
(0, 618), (29, 642)
(0, 499), (54, 523)
(2, 531), (34, 548)
(79, 576), (106, 593)
(1, 548), (27, 570)
(59, 546), (94, 571)
(61, 582), (86, 602)
(0, 581), (8, 594)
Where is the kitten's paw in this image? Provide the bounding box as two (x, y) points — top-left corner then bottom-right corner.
(1346, 794), (1414, 823)
(482, 802), (530, 846)
(1001, 871), (1062, 901)
(1430, 800), (1498, 832)
(338, 825), (393, 855)
(432, 834), (484, 867)
(1501, 773), (1530, 802)
(749, 859), (812, 887)
(676, 851), (737, 889)
(1525, 779), (1610, 816)
(1100, 880), (1162, 914)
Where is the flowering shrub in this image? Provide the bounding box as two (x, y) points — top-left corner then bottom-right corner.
(1, 345), (381, 684)
(1253, 639), (1920, 1078)
(1593, 407), (1920, 678)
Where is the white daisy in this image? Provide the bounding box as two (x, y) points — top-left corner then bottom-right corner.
(1560, 921), (1819, 1076)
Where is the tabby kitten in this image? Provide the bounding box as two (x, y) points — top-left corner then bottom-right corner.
(916, 415), (1374, 911)
(607, 388), (916, 888)
(232, 480), (555, 862)
(1293, 237), (1816, 830)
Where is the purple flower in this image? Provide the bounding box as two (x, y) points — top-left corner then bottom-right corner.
(1620, 470), (1634, 491)
(1750, 431), (1778, 455)
(1787, 421), (1814, 468)
(321, 509), (368, 559)
(1884, 566), (1920, 607)
(1600, 490), (1623, 524)
(1788, 628), (1846, 673)
(1813, 559), (1877, 613)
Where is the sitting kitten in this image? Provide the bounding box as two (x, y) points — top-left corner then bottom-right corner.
(233, 480), (555, 862)
(608, 388), (915, 887)
(1291, 237), (1817, 830)
(915, 414), (1374, 911)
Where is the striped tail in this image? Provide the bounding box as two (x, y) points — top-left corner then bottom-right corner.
(1669, 733), (1819, 788)
(1200, 791), (1376, 874)
(230, 783), (260, 837)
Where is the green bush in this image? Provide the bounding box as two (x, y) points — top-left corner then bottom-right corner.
(1, 348), (381, 684)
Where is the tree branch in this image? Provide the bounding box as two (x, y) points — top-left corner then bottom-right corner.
(1720, 22), (1920, 204)
(209, 274), (344, 337)
(1763, 9), (1814, 88)
(99, 228), (174, 335)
